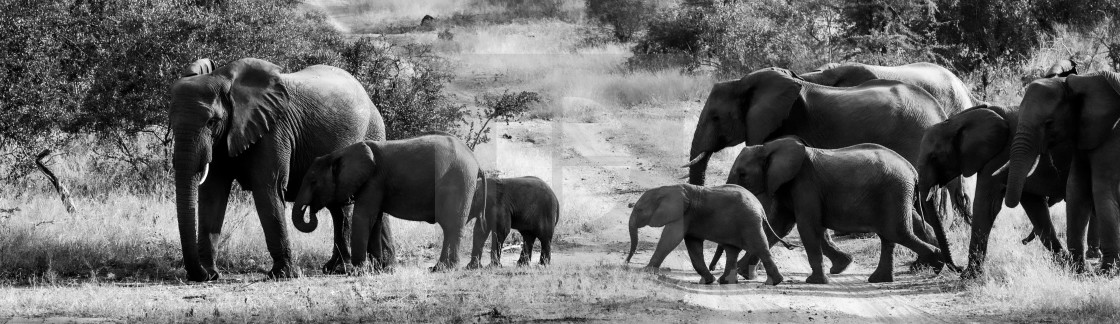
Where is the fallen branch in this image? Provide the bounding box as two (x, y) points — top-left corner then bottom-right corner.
(35, 150), (78, 213)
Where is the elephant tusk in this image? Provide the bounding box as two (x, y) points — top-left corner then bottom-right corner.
(1027, 156), (1041, 177)
(681, 152), (709, 168)
(198, 163), (210, 185)
(991, 162), (1009, 176)
(924, 185), (940, 202)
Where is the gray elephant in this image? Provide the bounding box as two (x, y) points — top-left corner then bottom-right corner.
(919, 104), (1071, 279)
(466, 176), (560, 268)
(1005, 72), (1120, 274)
(626, 184), (791, 285)
(685, 67), (962, 265)
(291, 133), (484, 271)
(1042, 59), (1078, 78)
(169, 58), (393, 281)
(729, 138), (943, 283)
(799, 62), (975, 116)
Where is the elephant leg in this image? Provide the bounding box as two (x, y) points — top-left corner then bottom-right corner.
(539, 233), (552, 266)
(744, 221), (784, 285)
(433, 186), (472, 271)
(868, 239), (896, 283)
(1065, 155), (1093, 273)
(822, 233), (852, 274)
(796, 221), (828, 284)
(685, 237), (716, 284)
(197, 176), (233, 280)
(742, 208), (795, 280)
(1020, 194), (1064, 259)
(717, 245), (741, 284)
(368, 216), (395, 270)
(251, 187), (295, 279)
(920, 197), (958, 270)
(1088, 214), (1102, 259)
(491, 227), (510, 267)
(519, 233), (537, 266)
(882, 213), (943, 276)
(962, 183), (1001, 280)
(324, 205), (353, 274)
(350, 196), (384, 270)
(467, 217), (490, 269)
(646, 221), (685, 269)
(1090, 172), (1120, 275)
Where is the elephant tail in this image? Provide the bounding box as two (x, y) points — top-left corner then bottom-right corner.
(708, 246), (724, 270)
(764, 220), (800, 250)
(473, 169), (489, 234)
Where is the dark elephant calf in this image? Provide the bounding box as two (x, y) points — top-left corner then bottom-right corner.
(467, 176), (560, 268)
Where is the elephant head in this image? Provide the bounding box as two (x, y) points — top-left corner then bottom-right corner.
(291, 142), (378, 233)
(917, 106), (1008, 200)
(686, 68), (804, 185)
(626, 185), (690, 263)
(1042, 59), (1078, 78)
(169, 58), (290, 278)
(726, 137), (807, 197)
(1005, 72), (1120, 207)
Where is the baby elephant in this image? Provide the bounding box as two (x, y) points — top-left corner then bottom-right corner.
(291, 133), (484, 272)
(626, 184), (790, 285)
(728, 137), (943, 284)
(466, 176), (560, 269)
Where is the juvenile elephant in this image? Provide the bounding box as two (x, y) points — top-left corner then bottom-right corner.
(626, 184), (790, 285)
(729, 138), (944, 283)
(1005, 72), (1120, 274)
(169, 58), (393, 281)
(685, 67), (963, 264)
(919, 105), (1070, 279)
(291, 133), (484, 271)
(466, 176), (560, 268)
(799, 62), (974, 116)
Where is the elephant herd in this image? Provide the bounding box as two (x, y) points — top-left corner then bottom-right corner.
(169, 58), (558, 281)
(631, 60), (1120, 285)
(165, 57), (1119, 287)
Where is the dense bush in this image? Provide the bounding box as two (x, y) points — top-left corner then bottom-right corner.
(585, 0), (657, 42)
(0, 0), (464, 191)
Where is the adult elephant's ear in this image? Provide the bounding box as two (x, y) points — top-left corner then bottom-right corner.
(1072, 72), (1120, 150)
(763, 139), (807, 196)
(332, 143), (377, 203)
(648, 186), (688, 227)
(181, 58), (215, 77)
(956, 108), (1008, 176)
(745, 69), (802, 145)
(223, 58), (289, 157)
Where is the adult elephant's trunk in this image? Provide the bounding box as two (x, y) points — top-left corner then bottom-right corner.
(626, 219), (639, 263)
(1005, 127), (1044, 208)
(686, 150), (712, 186)
(172, 132), (206, 281)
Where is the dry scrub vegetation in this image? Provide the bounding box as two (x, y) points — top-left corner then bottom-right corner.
(3, 0), (1120, 322)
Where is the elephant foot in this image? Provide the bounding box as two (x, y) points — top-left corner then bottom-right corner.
(490, 262), (504, 268)
(1064, 253), (1087, 274)
(1087, 248), (1102, 259)
(699, 274), (716, 285)
(322, 258), (348, 275)
(204, 267), (222, 281)
(185, 265), (218, 282)
(829, 254), (853, 274)
(517, 258), (530, 266)
(740, 264), (758, 280)
(868, 269), (894, 283)
(465, 261), (483, 270)
(805, 272), (829, 284)
(1097, 255), (1120, 276)
(763, 273), (784, 286)
(960, 265), (983, 280)
(718, 273), (738, 285)
(909, 255), (945, 274)
(267, 265), (296, 280)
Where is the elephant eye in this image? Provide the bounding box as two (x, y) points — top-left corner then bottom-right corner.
(206, 117), (220, 128)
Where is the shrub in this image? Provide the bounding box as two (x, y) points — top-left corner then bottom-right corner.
(585, 0), (657, 42)
(464, 91), (541, 149)
(0, 0), (466, 193)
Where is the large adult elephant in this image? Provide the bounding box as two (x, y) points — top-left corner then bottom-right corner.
(918, 104), (1070, 279)
(169, 58), (393, 281)
(1005, 72), (1120, 274)
(685, 67), (961, 266)
(799, 62), (975, 116)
